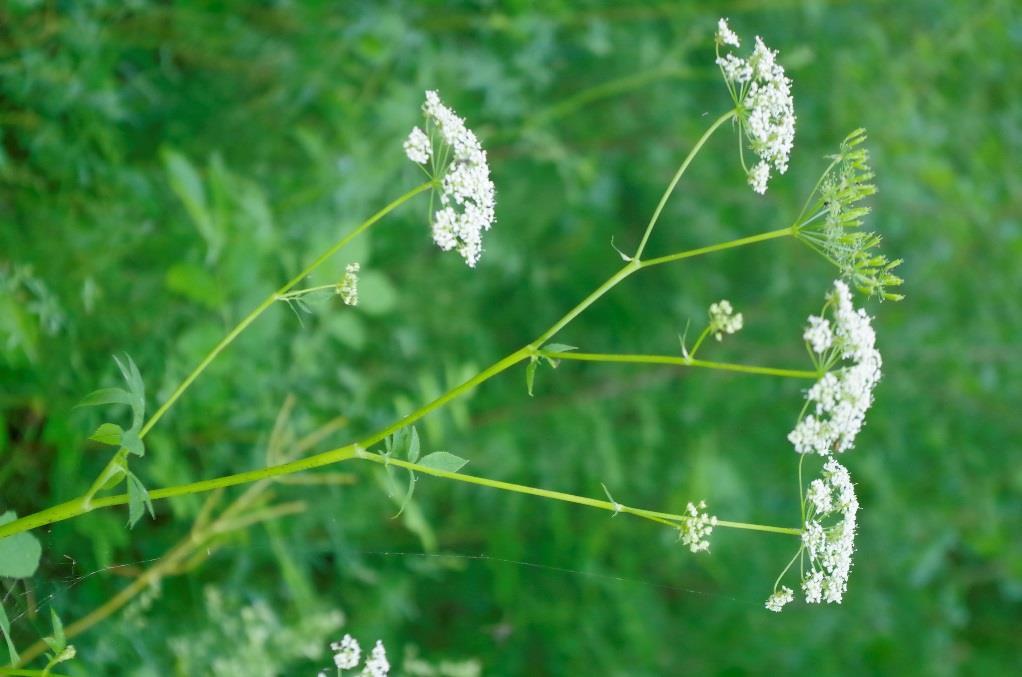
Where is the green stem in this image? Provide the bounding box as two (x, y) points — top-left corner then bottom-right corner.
(75, 181), (432, 509)
(140, 180), (433, 439)
(531, 260), (640, 347)
(0, 446), (801, 539)
(364, 454), (801, 536)
(276, 284), (340, 300)
(686, 324), (713, 360)
(0, 221), (796, 540)
(639, 225), (795, 269)
(633, 109), (737, 259)
(544, 351), (820, 379)
(0, 115), (797, 541)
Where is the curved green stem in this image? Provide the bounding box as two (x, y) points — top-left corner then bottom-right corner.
(140, 180), (433, 439)
(76, 182), (432, 507)
(633, 109), (737, 259)
(543, 351), (820, 379)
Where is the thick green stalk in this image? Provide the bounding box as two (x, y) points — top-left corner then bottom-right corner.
(544, 352), (820, 379)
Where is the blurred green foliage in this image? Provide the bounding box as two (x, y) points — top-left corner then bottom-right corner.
(1, 0), (1020, 674)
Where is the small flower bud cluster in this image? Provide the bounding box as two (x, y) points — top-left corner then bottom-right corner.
(794, 129), (903, 300)
(714, 19), (796, 194)
(764, 586), (794, 613)
(405, 90), (496, 267)
(800, 457), (859, 604)
(708, 299), (744, 341)
(788, 281), (882, 456)
(338, 262), (360, 307)
(321, 634), (389, 676)
(678, 500), (718, 553)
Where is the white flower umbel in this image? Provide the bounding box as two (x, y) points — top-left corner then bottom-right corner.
(788, 280), (882, 456)
(803, 315), (833, 355)
(403, 126), (432, 165)
(716, 18), (740, 47)
(338, 262), (360, 307)
(331, 634), (361, 670)
(678, 500), (718, 553)
(708, 300), (744, 341)
(800, 457), (859, 604)
(714, 20), (796, 194)
(764, 586), (794, 613)
(405, 90), (496, 267)
(361, 640), (390, 677)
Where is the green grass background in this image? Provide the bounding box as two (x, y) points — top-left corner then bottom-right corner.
(1, 1), (1020, 674)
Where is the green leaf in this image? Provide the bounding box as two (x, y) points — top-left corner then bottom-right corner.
(126, 473), (155, 528)
(408, 426), (421, 463)
(75, 387), (134, 409)
(113, 353), (144, 402)
(121, 428), (145, 457)
(392, 471), (417, 519)
(51, 608), (66, 649)
(0, 597), (18, 664)
(162, 147), (222, 262)
(165, 263), (225, 310)
(526, 358), (538, 397)
(88, 422), (123, 446)
(43, 608), (66, 655)
(357, 270), (398, 316)
(0, 511), (42, 578)
(112, 353), (145, 426)
(543, 343), (577, 353)
(418, 451), (469, 474)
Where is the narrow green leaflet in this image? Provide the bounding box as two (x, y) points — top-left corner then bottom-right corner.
(88, 422), (123, 446)
(126, 472), (155, 528)
(0, 511), (42, 578)
(74, 387), (134, 409)
(408, 426), (421, 463)
(42, 608), (66, 655)
(112, 353), (145, 427)
(418, 451), (469, 473)
(526, 357), (538, 397)
(541, 343), (577, 368)
(391, 426), (421, 517)
(0, 597), (18, 664)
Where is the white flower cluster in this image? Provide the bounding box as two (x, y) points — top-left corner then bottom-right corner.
(715, 17), (740, 47)
(403, 127), (431, 165)
(678, 500), (718, 553)
(708, 299), (744, 341)
(788, 281), (882, 456)
(764, 586), (794, 613)
(338, 262), (360, 307)
(715, 19), (796, 194)
(322, 635), (389, 675)
(363, 641), (391, 677)
(405, 90), (496, 267)
(800, 457), (859, 604)
(802, 315), (833, 355)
